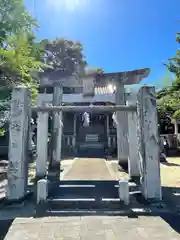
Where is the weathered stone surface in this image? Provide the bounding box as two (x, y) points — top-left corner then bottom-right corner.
(137, 86), (162, 200)
(37, 179), (48, 204)
(3, 215), (180, 239)
(56, 112), (63, 163)
(36, 100), (49, 178)
(51, 86), (63, 166)
(127, 92), (139, 177)
(115, 82), (128, 163)
(119, 179), (129, 205)
(7, 87), (31, 200)
(72, 114), (77, 151)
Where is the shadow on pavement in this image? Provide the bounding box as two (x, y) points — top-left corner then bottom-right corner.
(160, 213), (180, 234)
(0, 219), (14, 240)
(161, 162), (180, 167)
(162, 186), (180, 208)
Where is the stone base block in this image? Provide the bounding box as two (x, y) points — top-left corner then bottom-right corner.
(119, 179), (129, 205)
(37, 179), (48, 204)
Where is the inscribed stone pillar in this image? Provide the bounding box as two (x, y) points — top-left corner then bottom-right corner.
(137, 86), (162, 200)
(115, 82), (129, 163)
(127, 92), (140, 177)
(51, 86), (63, 168)
(7, 87), (31, 200)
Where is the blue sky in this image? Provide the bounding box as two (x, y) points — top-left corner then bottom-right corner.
(25, 0), (180, 87)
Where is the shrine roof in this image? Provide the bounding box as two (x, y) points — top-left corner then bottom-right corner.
(91, 68), (151, 85)
(39, 68), (150, 86)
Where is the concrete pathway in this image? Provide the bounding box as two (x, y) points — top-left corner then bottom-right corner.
(2, 158), (180, 239)
(63, 158), (114, 180)
(3, 215), (180, 240)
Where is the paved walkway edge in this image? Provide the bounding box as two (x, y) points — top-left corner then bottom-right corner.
(104, 160), (119, 180)
(60, 158), (78, 180)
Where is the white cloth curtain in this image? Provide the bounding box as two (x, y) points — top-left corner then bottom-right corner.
(112, 112), (118, 128)
(82, 112), (90, 127)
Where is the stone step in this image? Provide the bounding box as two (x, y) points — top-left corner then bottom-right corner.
(85, 134), (99, 142)
(48, 186), (118, 199)
(39, 207), (172, 217)
(46, 198), (125, 210)
(79, 143), (104, 149)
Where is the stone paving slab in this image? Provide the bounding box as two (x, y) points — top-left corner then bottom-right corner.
(3, 215), (180, 239)
(63, 158), (114, 180)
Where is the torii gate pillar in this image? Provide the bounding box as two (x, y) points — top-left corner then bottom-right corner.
(115, 82), (129, 164)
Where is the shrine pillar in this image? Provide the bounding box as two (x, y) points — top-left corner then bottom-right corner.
(127, 91), (140, 177)
(106, 114), (111, 148)
(73, 113), (77, 153)
(137, 86), (161, 199)
(7, 87), (31, 200)
(50, 85), (63, 169)
(115, 82), (129, 163)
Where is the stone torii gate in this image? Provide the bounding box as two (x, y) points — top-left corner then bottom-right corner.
(37, 68), (150, 165)
(6, 69), (162, 203)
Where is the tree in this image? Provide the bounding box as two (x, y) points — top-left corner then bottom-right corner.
(157, 31), (180, 120)
(41, 38), (87, 75)
(0, 1), (46, 135)
(0, 33), (46, 87)
(165, 33), (180, 79)
(0, 0), (48, 91)
(0, 0), (37, 45)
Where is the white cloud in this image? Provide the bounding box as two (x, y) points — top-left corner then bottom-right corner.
(45, 0), (87, 12)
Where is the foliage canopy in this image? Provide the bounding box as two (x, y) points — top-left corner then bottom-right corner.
(157, 32), (180, 120)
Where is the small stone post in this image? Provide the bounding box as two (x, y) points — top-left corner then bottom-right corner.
(115, 82), (129, 163)
(37, 179), (48, 204)
(127, 92), (139, 178)
(36, 101), (49, 178)
(7, 86), (31, 200)
(137, 86), (162, 200)
(118, 179), (129, 205)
